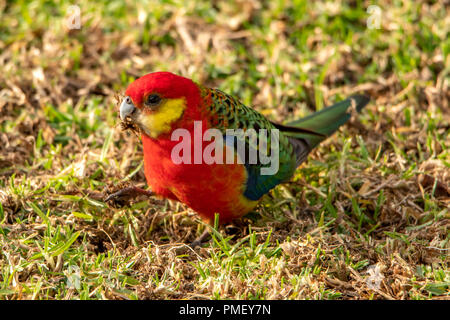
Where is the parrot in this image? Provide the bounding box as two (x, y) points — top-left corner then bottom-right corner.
(107, 71), (369, 228)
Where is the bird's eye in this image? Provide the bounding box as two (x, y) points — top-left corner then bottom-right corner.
(145, 94), (162, 108)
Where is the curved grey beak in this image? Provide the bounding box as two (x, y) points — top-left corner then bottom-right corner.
(120, 96), (136, 120)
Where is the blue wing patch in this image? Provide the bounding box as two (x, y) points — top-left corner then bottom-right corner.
(224, 134), (295, 201)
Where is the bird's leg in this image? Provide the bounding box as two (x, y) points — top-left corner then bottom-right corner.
(105, 186), (153, 205)
(190, 228), (211, 248)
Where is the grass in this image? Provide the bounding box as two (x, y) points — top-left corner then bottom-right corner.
(0, 0), (449, 300)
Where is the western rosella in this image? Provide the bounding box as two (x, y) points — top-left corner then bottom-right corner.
(107, 72), (369, 225)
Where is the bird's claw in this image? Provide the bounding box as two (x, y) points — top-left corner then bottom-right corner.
(105, 186), (153, 206)
(189, 229), (211, 248)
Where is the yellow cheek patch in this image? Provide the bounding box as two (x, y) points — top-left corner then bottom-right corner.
(139, 98), (186, 138)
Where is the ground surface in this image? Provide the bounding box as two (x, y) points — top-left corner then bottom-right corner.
(0, 0), (449, 300)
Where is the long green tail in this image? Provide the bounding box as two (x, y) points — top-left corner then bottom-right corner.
(272, 95), (369, 167)
(282, 95), (369, 148)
